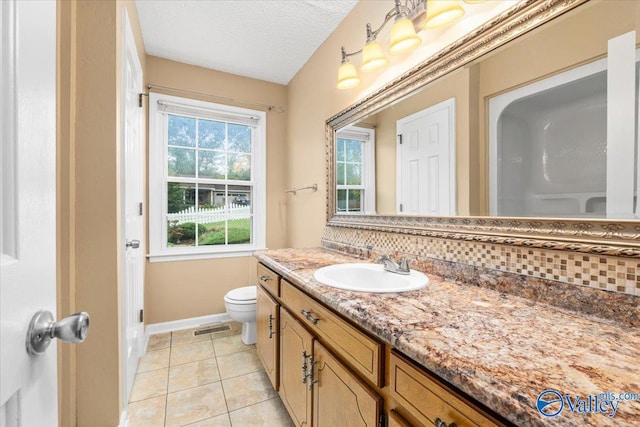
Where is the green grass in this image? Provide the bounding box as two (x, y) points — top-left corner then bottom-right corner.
(197, 218), (251, 245)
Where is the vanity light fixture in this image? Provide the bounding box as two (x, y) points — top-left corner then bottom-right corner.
(337, 0), (483, 89)
(424, 0), (466, 29)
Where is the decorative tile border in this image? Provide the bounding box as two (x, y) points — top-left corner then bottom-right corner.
(322, 225), (640, 297)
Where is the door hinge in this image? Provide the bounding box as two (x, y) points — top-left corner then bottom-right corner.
(139, 309), (144, 323)
(138, 93), (143, 108)
(399, 203), (403, 212)
(397, 134), (403, 144)
(138, 201), (143, 216)
(379, 412), (386, 427)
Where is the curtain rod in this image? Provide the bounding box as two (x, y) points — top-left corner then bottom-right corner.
(143, 83), (286, 113)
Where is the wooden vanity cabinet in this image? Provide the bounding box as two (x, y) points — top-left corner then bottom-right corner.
(279, 308), (313, 427)
(256, 285), (279, 391)
(257, 263), (280, 297)
(256, 262), (505, 427)
(279, 306), (382, 427)
(281, 279), (383, 387)
(390, 351), (505, 427)
(313, 340), (382, 427)
(388, 410), (413, 427)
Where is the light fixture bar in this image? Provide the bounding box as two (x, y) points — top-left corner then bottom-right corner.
(337, 0), (480, 89)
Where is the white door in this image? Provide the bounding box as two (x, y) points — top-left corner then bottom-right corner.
(397, 98), (456, 215)
(1, 1), (58, 425)
(121, 8), (145, 408)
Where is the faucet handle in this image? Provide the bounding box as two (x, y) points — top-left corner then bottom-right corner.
(376, 254), (392, 263)
(398, 257), (415, 272)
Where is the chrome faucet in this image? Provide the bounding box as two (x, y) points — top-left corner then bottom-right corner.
(376, 254), (412, 275)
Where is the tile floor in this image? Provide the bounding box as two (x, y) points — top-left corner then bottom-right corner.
(128, 322), (294, 427)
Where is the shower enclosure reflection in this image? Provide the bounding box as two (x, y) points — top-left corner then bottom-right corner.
(490, 41), (640, 219)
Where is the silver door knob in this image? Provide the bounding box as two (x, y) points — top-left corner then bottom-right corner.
(126, 239), (140, 249)
(26, 310), (90, 355)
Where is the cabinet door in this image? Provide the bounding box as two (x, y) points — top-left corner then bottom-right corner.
(256, 285), (279, 390)
(280, 308), (313, 427)
(313, 341), (382, 427)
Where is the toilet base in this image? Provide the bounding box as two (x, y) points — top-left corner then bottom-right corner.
(241, 321), (256, 345)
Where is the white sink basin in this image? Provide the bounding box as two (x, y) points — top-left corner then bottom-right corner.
(313, 263), (428, 293)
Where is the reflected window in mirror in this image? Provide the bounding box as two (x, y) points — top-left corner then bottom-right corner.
(336, 127), (376, 214)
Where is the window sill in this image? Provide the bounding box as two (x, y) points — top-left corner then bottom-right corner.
(147, 248), (267, 263)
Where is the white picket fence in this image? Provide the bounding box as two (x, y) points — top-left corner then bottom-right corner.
(167, 203), (250, 225)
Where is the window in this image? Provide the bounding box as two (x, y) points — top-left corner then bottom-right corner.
(149, 93), (266, 261)
(336, 126), (376, 214)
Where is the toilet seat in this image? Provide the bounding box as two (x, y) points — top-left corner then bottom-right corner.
(224, 285), (256, 305)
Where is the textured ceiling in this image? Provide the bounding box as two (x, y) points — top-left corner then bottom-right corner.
(135, 0), (359, 85)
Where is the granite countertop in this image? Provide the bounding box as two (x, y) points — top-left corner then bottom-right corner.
(255, 248), (640, 427)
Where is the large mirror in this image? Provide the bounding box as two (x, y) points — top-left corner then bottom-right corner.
(327, 0), (640, 253)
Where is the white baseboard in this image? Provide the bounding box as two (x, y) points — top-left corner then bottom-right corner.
(118, 408), (129, 427)
(144, 313), (232, 351)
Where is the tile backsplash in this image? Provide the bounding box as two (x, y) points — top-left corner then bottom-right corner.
(322, 225), (640, 297)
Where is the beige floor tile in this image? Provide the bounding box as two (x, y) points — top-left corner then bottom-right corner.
(169, 358), (220, 393)
(137, 347), (170, 373)
(229, 397), (294, 427)
(222, 371), (276, 411)
(213, 334), (255, 356)
(183, 413), (232, 426)
(166, 382), (228, 427)
(147, 332), (171, 351)
(217, 349), (263, 380)
(171, 340), (216, 366)
(172, 327), (213, 346)
(128, 395), (166, 427)
(130, 368), (169, 402)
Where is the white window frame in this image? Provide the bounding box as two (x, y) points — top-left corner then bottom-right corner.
(148, 93), (266, 262)
(336, 126), (376, 214)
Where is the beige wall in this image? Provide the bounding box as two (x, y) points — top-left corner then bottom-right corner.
(57, 0), (146, 425)
(144, 56), (288, 324)
(286, 1), (397, 248)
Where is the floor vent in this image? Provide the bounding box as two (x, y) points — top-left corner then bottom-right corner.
(194, 324), (231, 336)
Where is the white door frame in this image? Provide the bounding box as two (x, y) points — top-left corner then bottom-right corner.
(396, 98), (456, 215)
(120, 7), (145, 419)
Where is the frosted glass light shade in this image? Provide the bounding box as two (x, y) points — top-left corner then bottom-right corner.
(337, 62), (361, 89)
(463, 0), (486, 3)
(389, 17), (422, 55)
(425, 0), (465, 29)
(361, 41), (389, 72)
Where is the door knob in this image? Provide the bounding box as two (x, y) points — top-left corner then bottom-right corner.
(126, 239), (140, 249)
(26, 310), (90, 355)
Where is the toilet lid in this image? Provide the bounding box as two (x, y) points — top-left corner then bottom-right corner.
(226, 285), (257, 302)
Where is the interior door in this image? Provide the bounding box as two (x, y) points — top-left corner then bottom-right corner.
(1, 1), (58, 425)
(397, 98), (456, 215)
(121, 8), (145, 408)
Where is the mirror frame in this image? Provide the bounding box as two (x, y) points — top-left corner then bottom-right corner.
(326, 0), (640, 258)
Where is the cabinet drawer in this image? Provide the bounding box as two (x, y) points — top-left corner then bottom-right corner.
(281, 279), (383, 387)
(390, 351), (503, 427)
(257, 263), (280, 297)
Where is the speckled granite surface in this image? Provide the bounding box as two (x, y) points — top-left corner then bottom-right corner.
(255, 248), (640, 427)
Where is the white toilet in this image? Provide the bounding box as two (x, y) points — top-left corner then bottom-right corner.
(224, 285), (257, 345)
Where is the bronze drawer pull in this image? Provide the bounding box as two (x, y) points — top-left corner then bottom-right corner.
(434, 418), (456, 427)
(300, 309), (319, 325)
(268, 314), (274, 338)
